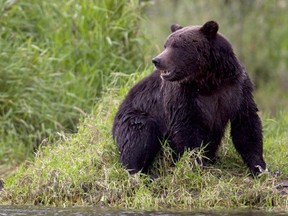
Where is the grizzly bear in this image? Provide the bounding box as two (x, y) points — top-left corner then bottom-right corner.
(112, 21), (266, 176)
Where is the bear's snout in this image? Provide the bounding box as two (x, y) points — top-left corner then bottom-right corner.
(152, 57), (161, 68)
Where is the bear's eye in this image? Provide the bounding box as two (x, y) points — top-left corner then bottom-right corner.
(164, 44), (166, 49)
(171, 42), (179, 48)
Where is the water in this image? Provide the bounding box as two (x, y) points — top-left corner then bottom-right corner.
(0, 206), (286, 216)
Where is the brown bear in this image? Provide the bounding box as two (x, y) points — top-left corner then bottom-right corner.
(112, 21), (266, 176)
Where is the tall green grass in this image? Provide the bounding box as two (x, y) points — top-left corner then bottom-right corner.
(0, 0), (146, 164)
(1, 72), (287, 210)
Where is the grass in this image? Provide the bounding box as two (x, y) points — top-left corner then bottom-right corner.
(0, 0), (146, 165)
(1, 71), (287, 211)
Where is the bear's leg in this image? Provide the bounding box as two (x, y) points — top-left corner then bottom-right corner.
(204, 136), (223, 164)
(230, 107), (266, 176)
(113, 114), (162, 174)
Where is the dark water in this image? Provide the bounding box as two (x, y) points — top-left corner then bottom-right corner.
(0, 206), (286, 216)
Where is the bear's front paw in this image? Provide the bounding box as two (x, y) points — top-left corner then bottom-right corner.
(250, 164), (269, 177)
(255, 165), (268, 173)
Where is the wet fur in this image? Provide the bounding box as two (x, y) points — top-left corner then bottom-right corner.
(112, 21), (266, 175)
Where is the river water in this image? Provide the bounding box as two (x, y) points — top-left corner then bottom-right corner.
(0, 206), (287, 216)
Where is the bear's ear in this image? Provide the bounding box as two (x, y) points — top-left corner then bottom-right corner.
(200, 21), (219, 39)
(170, 24), (183, 33)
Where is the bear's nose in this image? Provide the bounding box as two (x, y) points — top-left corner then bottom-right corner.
(152, 57), (161, 67)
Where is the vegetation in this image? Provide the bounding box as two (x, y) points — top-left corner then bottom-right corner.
(0, 0), (145, 165)
(0, 0), (288, 212)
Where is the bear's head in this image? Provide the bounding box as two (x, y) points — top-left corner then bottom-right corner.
(152, 21), (240, 86)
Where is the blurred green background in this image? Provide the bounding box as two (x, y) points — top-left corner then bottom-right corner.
(0, 0), (287, 168)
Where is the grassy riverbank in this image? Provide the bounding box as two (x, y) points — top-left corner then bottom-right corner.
(1, 71), (288, 211)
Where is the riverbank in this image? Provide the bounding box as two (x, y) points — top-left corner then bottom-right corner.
(1, 72), (287, 211)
